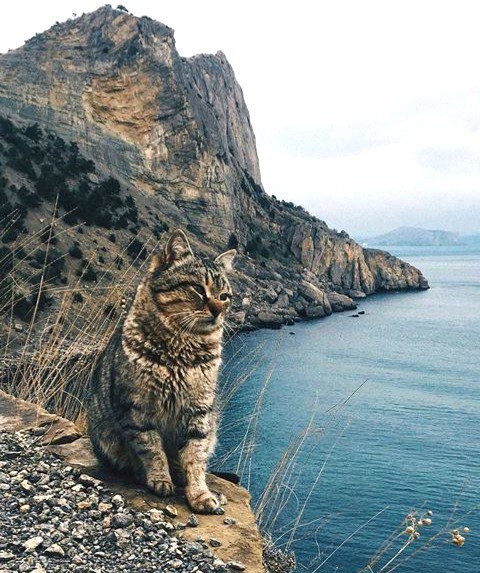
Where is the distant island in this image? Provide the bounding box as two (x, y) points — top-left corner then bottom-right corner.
(361, 226), (463, 247)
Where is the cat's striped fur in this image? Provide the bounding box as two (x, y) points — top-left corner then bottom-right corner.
(87, 230), (236, 513)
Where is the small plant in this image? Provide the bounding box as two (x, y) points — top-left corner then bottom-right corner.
(82, 266), (97, 281)
(73, 292), (84, 303)
(68, 243), (83, 259)
(228, 232), (239, 250)
(126, 238), (147, 261)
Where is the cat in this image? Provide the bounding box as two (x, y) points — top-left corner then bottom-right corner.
(87, 230), (236, 513)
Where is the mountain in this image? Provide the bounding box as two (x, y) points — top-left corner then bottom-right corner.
(0, 6), (428, 333)
(461, 234), (480, 246)
(362, 227), (463, 247)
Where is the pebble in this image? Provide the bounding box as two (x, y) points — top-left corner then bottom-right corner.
(20, 479), (34, 493)
(0, 552), (14, 561)
(77, 500), (92, 509)
(111, 494), (124, 507)
(112, 512), (134, 529)
(98, 502), (112, 513)
(148, 508), (164, 523)
(187, 514), (199, 527)
(78, 474), (101, 488)
(223, 518), (237, 526)
(23, 536), (44, 550)
(44, 543), (65, 556)
(210, 538), (222, 548)
(227, 562), (246, 571)
(164, 504), (178, 518)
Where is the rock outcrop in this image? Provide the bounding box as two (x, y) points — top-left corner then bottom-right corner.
(0, 390), (265, 572)
(0, 6), (428, 332)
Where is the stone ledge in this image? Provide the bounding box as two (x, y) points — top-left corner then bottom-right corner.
(0, 390), (265, 572)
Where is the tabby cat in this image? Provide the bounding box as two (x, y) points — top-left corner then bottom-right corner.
(88, 230), (236, 513)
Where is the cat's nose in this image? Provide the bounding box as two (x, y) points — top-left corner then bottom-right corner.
(207, 300), (222, 318)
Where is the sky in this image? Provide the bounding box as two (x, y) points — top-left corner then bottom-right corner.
(1, 1), (480, 236)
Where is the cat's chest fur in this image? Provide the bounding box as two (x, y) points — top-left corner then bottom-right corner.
(138, 359), (219, 408)
(122, 335), (221, 417)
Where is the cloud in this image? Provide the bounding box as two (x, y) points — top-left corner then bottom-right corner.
(268, 125), (387, 158)
(417, 148), (480, 175)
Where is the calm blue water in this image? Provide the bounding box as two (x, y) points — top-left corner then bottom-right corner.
(215, 246), (479, 572)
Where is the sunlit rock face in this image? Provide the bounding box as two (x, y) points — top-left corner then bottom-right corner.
(0, 6), (428, 329)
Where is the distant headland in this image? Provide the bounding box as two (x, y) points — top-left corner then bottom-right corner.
(360, 226), (464, 247)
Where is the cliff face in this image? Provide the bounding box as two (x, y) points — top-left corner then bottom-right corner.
(0, 6), (428, 330)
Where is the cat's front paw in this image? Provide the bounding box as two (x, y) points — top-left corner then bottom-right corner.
(146, 477), (175, 497)
(187, 489), (224, 514)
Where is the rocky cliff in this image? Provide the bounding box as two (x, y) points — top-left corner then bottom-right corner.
(0, 6), (428, 332)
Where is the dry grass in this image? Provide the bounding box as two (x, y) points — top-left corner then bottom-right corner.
(1, 205), (160, 427)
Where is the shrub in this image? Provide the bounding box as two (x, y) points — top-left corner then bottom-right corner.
(17, 185), (42, 208)
(39, 225), (58, 245)
(77, 263), (97, 282)
(126, 238), (147, 261)
(24, 123), (42, 142)
(73, 292), (84, 303)
(68, 243), (83, 259)
(228, 233), (239, 249)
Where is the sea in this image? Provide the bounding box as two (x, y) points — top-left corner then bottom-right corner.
(215, 246), (479, 573)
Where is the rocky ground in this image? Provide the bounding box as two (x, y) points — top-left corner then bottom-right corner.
(0, 429), (248, 573)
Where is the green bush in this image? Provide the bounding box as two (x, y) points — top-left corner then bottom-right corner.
(228, 233), (239, 249)
(126, 238), (147, 261)
(68, 243), (83, 259)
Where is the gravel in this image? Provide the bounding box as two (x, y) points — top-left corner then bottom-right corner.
(0, 430), (234, 573)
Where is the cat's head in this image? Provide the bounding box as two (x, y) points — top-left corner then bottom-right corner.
(146, 230), (236, 335)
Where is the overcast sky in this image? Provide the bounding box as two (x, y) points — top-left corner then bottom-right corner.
(1, 1), (480, 236)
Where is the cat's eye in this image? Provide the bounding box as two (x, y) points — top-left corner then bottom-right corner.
(191, 284), (206, 298)
(219, 292), (231, 302)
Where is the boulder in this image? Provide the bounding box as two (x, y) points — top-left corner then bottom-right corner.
(346, 289), (367, 299)
(327, 292), (357, 312)
(251, 312), (284, 329)
(305, 305), (327, 319)
(273, 291), (290, 309)
(298, 281), (326, 304)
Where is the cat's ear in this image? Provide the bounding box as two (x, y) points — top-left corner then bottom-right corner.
(163, 229), (193, 266)
(214, 249), (236, 272)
